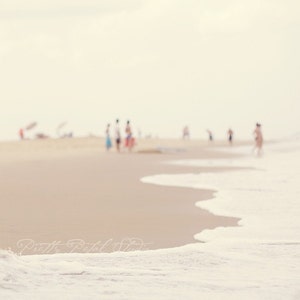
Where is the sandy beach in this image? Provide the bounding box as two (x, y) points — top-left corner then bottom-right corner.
(0, 137), (246, 255)
(1, 137), (300, 300)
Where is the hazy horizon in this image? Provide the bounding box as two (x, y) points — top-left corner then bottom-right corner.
(1, 0), (299, 141)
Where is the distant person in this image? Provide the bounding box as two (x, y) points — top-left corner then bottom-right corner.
(105, 123), (112, 151)
(125, 120), (135, 151)
(19, 128), (24, 140)
(253, 123), (263, 156)
(228, 128), (234, 144)
(182, 126), (190, 140)
(115, 119), (121, 152)
(207, 129), (213, 141)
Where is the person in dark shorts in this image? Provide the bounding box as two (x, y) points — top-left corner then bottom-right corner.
(207, 129), (213, 141)
(115, 119), (121, 152)
(228, 128), (233, 144)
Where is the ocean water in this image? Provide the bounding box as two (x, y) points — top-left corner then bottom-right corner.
(1, 141), (300, 299)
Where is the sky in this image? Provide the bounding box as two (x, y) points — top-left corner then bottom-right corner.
(0, 0), (299, 141)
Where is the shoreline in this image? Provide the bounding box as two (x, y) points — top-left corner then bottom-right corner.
(0, 137), (245, 255)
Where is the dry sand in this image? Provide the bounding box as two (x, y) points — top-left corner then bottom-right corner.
(0, 137), (249, 255)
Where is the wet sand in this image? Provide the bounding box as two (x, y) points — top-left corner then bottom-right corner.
(0, 137), (248, 255)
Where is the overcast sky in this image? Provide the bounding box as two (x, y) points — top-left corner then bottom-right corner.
(0, 0), (299, 140)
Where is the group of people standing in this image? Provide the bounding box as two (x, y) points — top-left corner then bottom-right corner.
(105, 119), (135, 152)
(105, 121), (263, 155)
(185, 123), (264, 155)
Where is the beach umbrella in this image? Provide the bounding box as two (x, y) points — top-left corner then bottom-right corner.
(25, 122), (37, 131)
